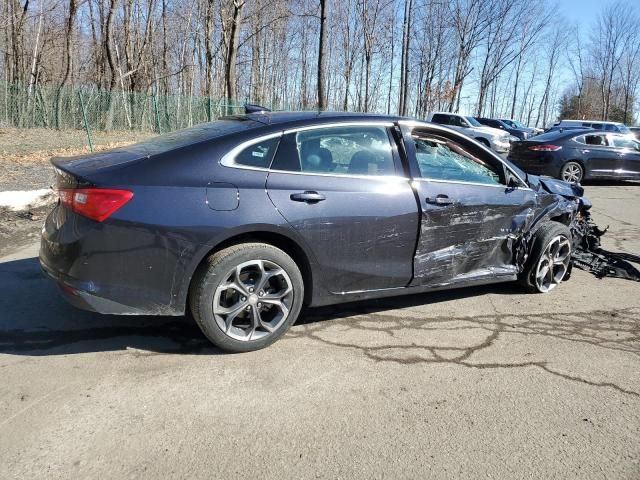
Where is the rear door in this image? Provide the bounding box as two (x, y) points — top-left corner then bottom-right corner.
(399, 124), (537, 286)
(265, 123), (419, 293)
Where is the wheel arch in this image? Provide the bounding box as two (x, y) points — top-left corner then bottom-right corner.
(179, 228), (316, 314)
(561, 158), (586, 180)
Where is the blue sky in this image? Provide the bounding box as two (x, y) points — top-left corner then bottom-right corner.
(556, 0), (606, 32)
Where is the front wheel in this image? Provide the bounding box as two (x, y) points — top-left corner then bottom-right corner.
(519, 222), (572, 293)
(560, 161), (583, 183)
(475, 137), (491, 148)
(189, 243), (304, 352)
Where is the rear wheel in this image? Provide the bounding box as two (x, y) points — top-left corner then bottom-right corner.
(189, 243), (304, 352)
(519, 222), (572, 293)
(560, 161), (583, 183)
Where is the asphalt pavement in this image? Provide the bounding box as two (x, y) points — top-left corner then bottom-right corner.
(1, 182), (639, 479)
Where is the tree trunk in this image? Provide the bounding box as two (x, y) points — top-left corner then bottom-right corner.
(56, 0), (77, 130)
(317, 0), (327, 110)
(225, 0), (244, 113)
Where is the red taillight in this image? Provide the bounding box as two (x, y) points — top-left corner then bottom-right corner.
(528, 144), (562, 152)
(58, 188), (133, 222)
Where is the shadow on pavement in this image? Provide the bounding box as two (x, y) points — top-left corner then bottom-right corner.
(582, 179), (640, 187)
(0, 256), (522, 357)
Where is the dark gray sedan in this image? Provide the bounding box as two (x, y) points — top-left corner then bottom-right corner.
(40, 112), (590, 352)
(509, 129), (640, 183)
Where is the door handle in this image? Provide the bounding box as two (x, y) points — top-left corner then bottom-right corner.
(425, 195), (454, 206)
(290, 191), (326, 203)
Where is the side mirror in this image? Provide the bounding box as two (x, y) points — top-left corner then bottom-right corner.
(507, 176), (520, 189)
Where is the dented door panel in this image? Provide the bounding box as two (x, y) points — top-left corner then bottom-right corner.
(410, 180), (537, 286)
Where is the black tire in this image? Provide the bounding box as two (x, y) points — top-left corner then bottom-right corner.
(475, 137), (491, 148)
(189, 242), (304, 352)
(519, 221), (572, 293)
(560, 161), (584, 183)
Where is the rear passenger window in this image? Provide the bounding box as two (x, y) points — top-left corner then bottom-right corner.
(234, 136), (280, 168)
(584, 134), (608, 146)
(271, 125), (396, 176)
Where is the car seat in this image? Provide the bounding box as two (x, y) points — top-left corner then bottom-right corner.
(348, 151), (376, 175)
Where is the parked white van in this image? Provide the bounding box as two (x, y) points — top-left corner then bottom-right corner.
(553, 119), (631, 134)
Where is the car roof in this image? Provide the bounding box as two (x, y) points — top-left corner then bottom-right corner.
(535, 129), (623, 142)
(228, 111), (404, 128)
(559, 119), (623, 125)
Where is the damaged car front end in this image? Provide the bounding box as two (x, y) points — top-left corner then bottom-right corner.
(523, 173), (640, 282)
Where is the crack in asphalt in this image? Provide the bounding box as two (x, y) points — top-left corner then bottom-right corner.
(286, 307), (640, 397)
(1, 305), (638, 397)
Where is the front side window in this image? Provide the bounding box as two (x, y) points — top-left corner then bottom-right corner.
(610, 135), (640, 150)
(234, 136), (280, 168)
(412, 133), (502, 185)
(465, 116), (482, 127)
(271, 125), (396, 176)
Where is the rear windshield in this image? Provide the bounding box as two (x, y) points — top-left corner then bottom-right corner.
(121, 118), (261, 155)
(527, 131), (566, 142)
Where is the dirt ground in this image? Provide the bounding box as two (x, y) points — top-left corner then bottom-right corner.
(0, 128), (154, 255)
(0, 127), (154, 191)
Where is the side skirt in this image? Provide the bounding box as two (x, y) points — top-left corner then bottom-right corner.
(309, 274), (517, 307)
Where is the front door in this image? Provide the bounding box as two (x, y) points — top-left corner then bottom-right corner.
(402, 126), (537, 286)
(265, 123), (419, 293)
(581, 133), (620, 177)
(608, 134), (640, 177)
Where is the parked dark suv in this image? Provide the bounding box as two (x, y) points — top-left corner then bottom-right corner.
(41, 112), (590, 352)
(475, 117), (529, 140)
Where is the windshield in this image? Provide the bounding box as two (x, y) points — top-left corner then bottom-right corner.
(465, 116), (482, 127)
(512, 120), (526, 129)
(618, 124), (631, 134)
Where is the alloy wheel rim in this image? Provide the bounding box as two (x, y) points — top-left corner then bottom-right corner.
(562, 164), (582, 183)
(534, 235), (571, 292)
(213, 260), (293, 341)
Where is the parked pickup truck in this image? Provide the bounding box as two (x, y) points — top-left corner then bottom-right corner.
(428, 112), (513, 153)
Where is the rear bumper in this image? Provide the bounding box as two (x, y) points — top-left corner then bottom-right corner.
(39, 204), (195, 316)
(508, 155), (563, 178)
(40, 259), (153, 314)
(492, 140), (510, 153)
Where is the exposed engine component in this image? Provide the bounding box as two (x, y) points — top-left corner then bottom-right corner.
(571, 211), (640, 282)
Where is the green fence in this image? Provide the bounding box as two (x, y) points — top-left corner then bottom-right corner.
(0, 81), (293, 150)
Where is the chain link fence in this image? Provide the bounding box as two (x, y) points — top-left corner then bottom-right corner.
(0, 81), (295, 151)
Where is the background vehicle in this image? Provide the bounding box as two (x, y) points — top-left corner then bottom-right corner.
(475, 117), (530, 140)
(428, 112), (512, 153)
(508, 129), (640, 183)
(552, 119), (631, 134)
(41, 112), (588, 352)
(500, 119), (541, 136)
(544, 125), (594, 134)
